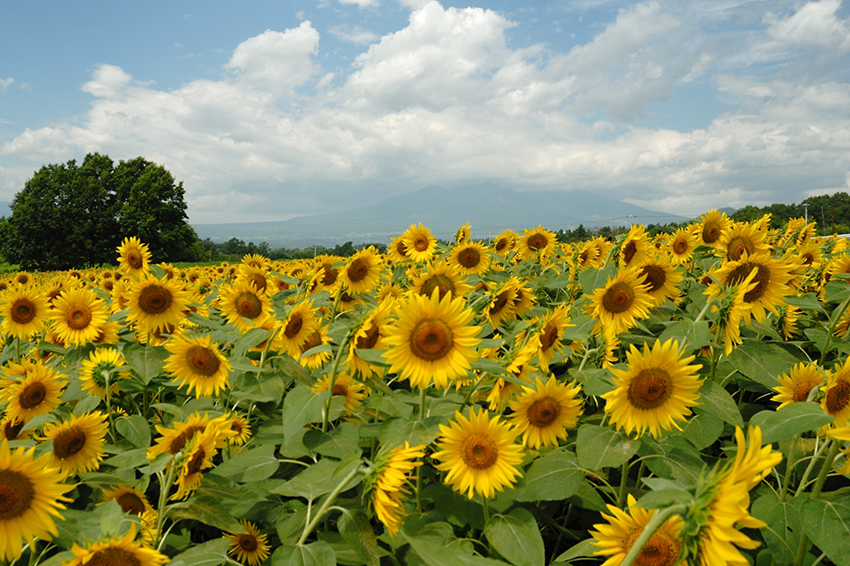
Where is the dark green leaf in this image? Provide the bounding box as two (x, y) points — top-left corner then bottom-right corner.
(214, 444), (280, 482)
(752, 492), (805, 565)
(169, 495), (246, 534)
(554, 539), (597, 563)
(750, 404), (833, 445)
(231, 328), (271, 360)
(400, 522), (509, 566)
(657, 320), (711, 351)
(272, 542), (337, 566)
(169, 538), (238, 566)
(484, 508), (545, 566)
(697, 380), (744, 427)
(378, 417), (445, 450)
(578, 266), (617, 295)
(232, 373), (287, 404)
(786, 292), (826, 313)
(283, 386), (329, 443)
(270, 454), (361, 501)
(802, 497), (850, 566)
(353, 348), (390, 366)
(122, 342), (168, 385)
(680, 412), (724, 450)
(514, 452), (584, 502)
(303, 422), (361, 459)
(338, 511), (381, 566)
(727, 341), (800, 389)
(576, 425), (640, 470)
(115, 414), (151, 448)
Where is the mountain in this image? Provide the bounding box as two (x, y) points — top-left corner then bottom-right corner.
(196, 183), (689, 248)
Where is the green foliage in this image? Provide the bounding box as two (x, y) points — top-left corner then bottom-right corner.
(1, 153), (199, 270)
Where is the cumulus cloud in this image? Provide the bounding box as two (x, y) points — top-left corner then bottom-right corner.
(767, 0), (850, 53)
(339, 0), (379, 7)
(329, 26), (380, 45)
(0, 77), (13, 92)
(1, 0), (849, 223)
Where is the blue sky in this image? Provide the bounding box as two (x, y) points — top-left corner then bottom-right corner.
(2, 0), (849, 224)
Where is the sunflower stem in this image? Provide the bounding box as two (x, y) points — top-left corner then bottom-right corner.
(103, 370), (118, 445)
(779, 434), (799, 502)
(154, 459), (180, 549)
(321, 329), (353, 433)
(617, 460), (630, 508)
(794, 440), (840, 566)
(822, 291), (850, 356)
(482, 496), (491, 523)
(419, 387), (427, 420)
(795, 437), (829, 498)
(619, 504), (687, 566)
(296, 464), (366, 545)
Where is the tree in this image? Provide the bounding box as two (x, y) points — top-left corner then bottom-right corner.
(2, 153), (199, 270)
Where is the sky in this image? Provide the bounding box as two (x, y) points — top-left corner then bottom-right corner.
(1, 0), (849, 225)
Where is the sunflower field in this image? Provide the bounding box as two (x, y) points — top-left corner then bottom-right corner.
(3, 214), (850, 566)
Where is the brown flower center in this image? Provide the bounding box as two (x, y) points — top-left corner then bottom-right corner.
(235, 292), (262, 319)
(301, 331), (323, 353)
(703, 221), (722, 244)
(347, 258), (369, 283)
(11, 298), (36, 325)
(356, 323), (380, 349)
(3, 418), (25, 440)
(461, 433), (499, 470)
(395, 241), (408, 257)
(116, 491), (146, 515)
(238, 534), (259, 552)
(457, 247), (481, 269)
(409, 318), (454, 362)
(726, 236), (755, 261)
(624, 527), (681, 566)
(246, 273), (267, 292)
(138, 284), (173, 315)
(622, 241), (637, 265)
(19, 382), (46, 409)
(186, 448), (207, 475)
(826, 378), (850, 415)
(53, 427), (87, 459)
(792, 382), (817, 403)
(67, 304), (93, 330)
(489, 290), (512, 315)
(601, 282), (635, 314)
(127, 251), (143, 269)
(672, 239), (688, 255)
(331, 383), (348, 396)
(726, 262), (770, 303)
(86, 547), (143, 566)
(187, 345), (221, 377)
(320, 265), (339, 286)
(168, 425), (206, 454)
(527, 397), (561, 427)
(420, 274), (456, 300)
(526, 234), (548, 251)
(540, 323), (559, 351)
(495, 238), (508, 252)
(284, 314), (304, 339)
(413, 236), (430, 252)
(627, 368), (673, 410)
(640, 265), (667, 294)
(0, 470), (35, 520)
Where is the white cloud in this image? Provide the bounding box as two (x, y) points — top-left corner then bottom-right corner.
(338, 0), (378, 7)
(328, 25), (379, 45)
(0, 77), (13, 92)
(1, 1), (849, 223)
(767, 0), (850, 53)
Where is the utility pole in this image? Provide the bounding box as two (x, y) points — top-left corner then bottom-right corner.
(803, 202), (809, 222)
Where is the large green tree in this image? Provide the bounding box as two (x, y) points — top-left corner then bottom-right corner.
(1, 153), (199, 270)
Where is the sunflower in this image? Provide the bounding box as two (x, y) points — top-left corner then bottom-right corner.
(508, 276), (536, 318)
(699, 209), (732, 246)
(127, 274), (190, 333)
(225, 520), (271, 566)
(409, 261), (472, 301)
(217, 279), (273, 333)
(508, 375), (583, 449)
(298, 326), (333, 369)
(346, 300), (393, 378)
(93, 319), (121, 345)
(147, 412), (233, 460)
(367, 442), (425, 537)
(706, 251), (794, 324)
(777, 304), (801, 340)
(116, 236), (152, 279)
(530, 306), (573, 371)
(795, 240), (823, 270)
(50, 286), (110, 346)
(222, 411), (252, 446)
(432, 407), (524, 499)
(618, 224), (651, 268)
(312, 372), (367, 414)
(450, 241), (491, 276)
(78, 348), (130, 399)
(100, 485), (154, 516)
(518, 225), (557, 262)
(236, 264), (274, 297)
(401, 223), (438, 263)
(312, 254), (345, 292)
(0, 285), (50, 340)
(279, 299), (320, 357)
(717, 221), (770, 262)
(771, 362), (824, 410)
(485, 279), (520, 328)
(387, 235), (411, 263)
(667, 225), (699, 265)
(636, 254), (682, 307)
(64, 524), (168, 566)
(454, 222), (472, 244)
(382, 290), (481, 389)
(172, 428), (219, 500)
(603, 339), (703, 438)
(681, 426), (782, 566)
(0, 440), (73, 562)
(492, 229), (517, 257)
(1, 415), (30, 441)
(590, 493), (684, 566)
(342, 246), (383, 295)
(586, 267), (654, 336)
(41, 411), (109, 477)
(0, 358), (67, 423)
(822, 357), (850, 426)
(708, 268), (757, 357)
(164, 334), (232, 398)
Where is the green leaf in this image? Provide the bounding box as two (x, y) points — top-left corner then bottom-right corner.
(786, 292), (826, 313)
(169, 495), (246, 534)
(102, 447), (149, 469)
(169, 538), (237, 566)
(276, 504), (309, 545)
(283, 386), (329, 443)
(72, 394), (102, 416)
(272, 542), (337, 566)
(470, 357), (511, 377)
(115, 414), (151, 448)
(484, 508), (545, 566)
(378, 417), (445, 450)
(232, 373), (288, 404)
(576, 425), (640, 470)
(271, 454), (361, 501)
(578, 266), (617, 295)
(697, 380), (744, 427)
(338, 511), (381, 566)
(514, 452), (584, 502)
(567, 481), (608, 512)
(824, 280), (850, 305)
(273, 354), (317, 387)
(752, 492), (805, 565)
(554, 539), (597, 562)
(657, 320), (711, 351)
(122, 342), (168, 385)
(231, 327), (272, 360)
(303, 422), (361, 459)
(353, 348), (390, 366)
(680, 412), (724, 450)
(802, 497), (850, 566)
(214, 444), (280, 482)
(727, 341), (800, 389)
(400, 522), (509, 566)
(750, 403), (834, 445)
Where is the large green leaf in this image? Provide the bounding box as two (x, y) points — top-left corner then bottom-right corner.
(303, 422), (361, 459)
(696, 379), (743, 427)
(378, 417), (445, 450)
(232, 373), (288, 404)
(680, 412), (724, 450)
(554, 539), (599, 563)
(169, 538), (236, 566)
(752, 492), (805, 565)
(657, 320), (711, 351)
(115, 414), (151, 448)
(484, 508), (545, 566)
(338, 511), (381, 566)
(400, 522), (510, 566)
(283, 386), (330, 442)
(122, 342), (168, 385)
(578, 266), (617, 295)
(169, 495), (246, 534)
(272, 541), (337, 566)
(514, 452), (584, 502)
(802, 497), (850, 566)
(576, 425), (640, 470)
(727, 341), (800, 389)
(750, 403), (833, 445)
(214, 444), (280, 482)
(270, 454), (361, 501)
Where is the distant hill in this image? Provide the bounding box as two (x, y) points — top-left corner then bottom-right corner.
(192, 183), (688, 248)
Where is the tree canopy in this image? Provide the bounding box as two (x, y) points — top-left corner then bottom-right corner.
(0, 153), (200, 270)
